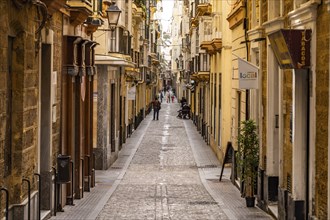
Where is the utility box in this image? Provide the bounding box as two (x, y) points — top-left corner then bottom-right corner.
(57, 155), (71, 183)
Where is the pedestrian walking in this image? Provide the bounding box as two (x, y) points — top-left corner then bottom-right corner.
(152, 97), (161, 120)
(169, 90), (172, 103)
(165, 91), (170, 103)
(160, 92), (163, 103)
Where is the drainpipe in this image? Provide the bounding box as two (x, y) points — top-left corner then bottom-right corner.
(243, 0), (249, 120)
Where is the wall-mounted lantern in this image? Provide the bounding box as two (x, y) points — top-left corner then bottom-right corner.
(106, 3), (121, 31)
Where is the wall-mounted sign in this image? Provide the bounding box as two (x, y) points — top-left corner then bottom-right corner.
(238, 57), (259, 89)
(268, 29), (311, 69)
(127, 86), (136, 100)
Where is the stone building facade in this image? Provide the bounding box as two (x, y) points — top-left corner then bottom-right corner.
(0, 0), (110, 219)
(0, 0), (159, 219)
(0, 0), (65, 219)
(179, 0), (330, 219)
(225, 0), (330, 219)
(311, 1), (329, 218)
(263, 1), (329, 219)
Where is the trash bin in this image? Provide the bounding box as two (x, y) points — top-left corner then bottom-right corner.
(57, 155), (71, 183)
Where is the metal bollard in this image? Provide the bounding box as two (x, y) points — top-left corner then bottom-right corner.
(91, 152), (96, 187)
(34, 173), (41, 220)
(0, 187), (9, 220)
(81, 158), (84, 198)
(85, 155), (91, 192)
(69, 160), (75, 205)
(22, 178), (31, 220)
(52, 167), (57, 216)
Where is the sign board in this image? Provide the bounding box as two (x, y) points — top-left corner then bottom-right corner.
(268, 29), (311, 69)
(238, 57), (259, 89)
(127, 86), (136, 100)
(219, 142), (234, 181)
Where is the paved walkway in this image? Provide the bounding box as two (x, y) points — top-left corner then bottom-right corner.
(50, 102), (273, 220)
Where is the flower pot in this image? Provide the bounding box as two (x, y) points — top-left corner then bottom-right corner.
(245, 196), (255, 207)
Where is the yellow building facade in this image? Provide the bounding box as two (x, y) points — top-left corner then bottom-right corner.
(183, 0), (330, 218)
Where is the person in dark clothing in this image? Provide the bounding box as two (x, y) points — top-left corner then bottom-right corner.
(180, 97), (187, 108)
(152, 97), (161, 120)
(160, 92), (163, 103)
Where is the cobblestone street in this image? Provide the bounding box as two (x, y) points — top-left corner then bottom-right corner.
(51, 102), (273, 220)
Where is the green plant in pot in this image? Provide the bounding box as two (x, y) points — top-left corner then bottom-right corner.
(237, 119), (259, 207)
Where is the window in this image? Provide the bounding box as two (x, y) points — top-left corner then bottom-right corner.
(204, 21), (212, 41)
(199, 53), (209, 71)
(96, 0), (103, 14)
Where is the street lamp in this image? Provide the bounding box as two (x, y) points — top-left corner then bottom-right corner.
(106, 3), (121, 31)
(179, 54), (183, 70)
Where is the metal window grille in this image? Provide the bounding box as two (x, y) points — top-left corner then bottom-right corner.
(287, 174), (292, 193)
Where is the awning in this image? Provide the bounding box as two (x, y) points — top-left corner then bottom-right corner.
(268, 29), (311, 69)
(95, 54), (135, 67)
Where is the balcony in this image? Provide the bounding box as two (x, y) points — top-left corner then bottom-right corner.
(227, 0), (245, 30)
(42, 0), (67, 14)
(85, 15), (104, 35)
(211, 38), (222, 52)
(132, 3), (145, 23)
(200, 31), (212, 51)
(190, 71), (209, 82)
(200, 40), (212, 52)
(152, 58), (160, 66)
(125, 67), (141, 82)
(196, 2), (212, 18)
(66, 0), (93, 26)
(200, 38), (223, 54)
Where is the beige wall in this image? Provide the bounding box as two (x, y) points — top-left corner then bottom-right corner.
(230, 23), (247, 150)
(220, 1), (234, 155)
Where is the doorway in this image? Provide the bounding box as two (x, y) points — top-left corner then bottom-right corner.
(110, 83), (116, 152)
(291, 69), (310, 219)
(39, 43), (52, 210)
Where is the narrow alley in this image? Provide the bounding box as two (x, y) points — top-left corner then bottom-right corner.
(51, 103), (272, 220)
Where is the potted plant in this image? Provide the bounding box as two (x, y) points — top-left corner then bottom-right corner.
(237, 119), (259, 207)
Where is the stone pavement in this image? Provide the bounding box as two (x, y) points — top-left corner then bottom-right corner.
(50, 102), (273, 220)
